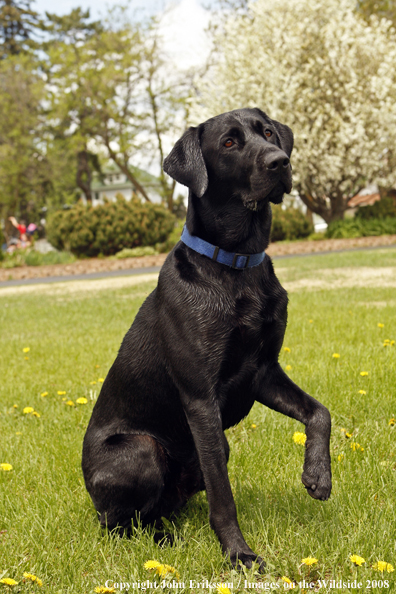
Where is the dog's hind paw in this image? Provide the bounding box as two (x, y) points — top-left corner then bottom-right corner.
(301, 465), (332, 501)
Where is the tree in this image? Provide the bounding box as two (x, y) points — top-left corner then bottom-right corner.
(44, 14), (191, 207)
(195, 0), (396, 223)
(0, 0), (41, 58)
(0, 54), (47, 219)
(0, 53), (79, 221)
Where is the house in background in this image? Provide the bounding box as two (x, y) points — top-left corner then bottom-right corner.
(347, 185), (380, 215)
(90, 163), (164, 205)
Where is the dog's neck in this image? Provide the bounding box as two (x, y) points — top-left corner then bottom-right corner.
(186, 190), (273, 254)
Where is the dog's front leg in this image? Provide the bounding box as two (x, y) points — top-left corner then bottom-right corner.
(255, 363), (332, 501)
(183, 397), (265, 572)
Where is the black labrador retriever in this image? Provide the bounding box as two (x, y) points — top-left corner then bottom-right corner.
(82, 107), (332, 570)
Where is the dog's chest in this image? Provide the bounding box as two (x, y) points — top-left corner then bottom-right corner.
(216, 284), (286, 425)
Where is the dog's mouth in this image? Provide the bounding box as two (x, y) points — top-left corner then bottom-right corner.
(243, 181), (290, 211)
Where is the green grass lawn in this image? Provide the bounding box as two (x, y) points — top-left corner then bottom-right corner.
(1, 249), (396, 593)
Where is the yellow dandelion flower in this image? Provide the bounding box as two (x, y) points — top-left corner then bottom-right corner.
(94, 587), (115, 593)
(251, 423), (257, 429)
(31, 411), (40, 417)
(24, 357), (29, 360)
(16, 432), (22, 435)
(337, 454), (344, 462)
(90, 381), (97, 385)
(95, 364), (100, 368)
(57, 391), (66, 395)
(144, 560), (161, 570)
(1, 463), (13, 471)
(144, 560), (179, 580)
(23, 573), (43, 586)
(350, 554), (365, 566)
(360, 371), (368, 376)
(22, 347), (30, 353)
(372, 561), (394, 573)
(98, 378), (105, 382)
(23, 407), (34, 414)
(350, 442), (364, 452)
(217, 585), (232, 594)
(160, 564), (180, 579)
(282, 576), (293, 584)
(12, 404), (18, 408)
(286, 364), (292, 371)
(301, 557), (318, 566)
(391, 340), (395, 346)
(62, 397), (67, 401)
(284, 347), (291, 353)
(378, 323), (384, 328)
(41, 392), (48, 397)
(332, 353), (340, 358)
(309, 319), (313, 323)
(293, 432), (306, 446)
(0, 578), (18, 586)
(358, 390), (366, 395)
(76, 397), (88, 405)
(389, 418), (395, 426)
(65, 400), (75, 406)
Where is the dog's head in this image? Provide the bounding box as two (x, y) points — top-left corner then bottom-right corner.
(163, 108), (293, 210)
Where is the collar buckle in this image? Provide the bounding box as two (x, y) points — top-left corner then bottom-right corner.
(232, 253), (250, 269)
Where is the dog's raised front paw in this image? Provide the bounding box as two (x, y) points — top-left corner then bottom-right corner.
(302, 463), (332, 501)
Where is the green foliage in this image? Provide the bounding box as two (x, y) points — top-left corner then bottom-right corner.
(270, 205), (314, 242)
(355, 196), (396, 220)
(326, 216), (396, 239)
(46, 197), (176, 257)
(155, 218), (185, 253)
(0, 0), (42, 58)
(0, 247), (75, 268)
(114, 246), (159, 259)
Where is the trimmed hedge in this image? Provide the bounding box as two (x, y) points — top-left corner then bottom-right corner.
(326, 216), (396, 239)
(271, 204), (314, 242)
(46, 196), (176, 257)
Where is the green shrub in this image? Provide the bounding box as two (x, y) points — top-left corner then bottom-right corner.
(355, 196), (396, 220)
(155, 218), (185, 253)
(114, 246), (158, 259)
(0, 248), (76, 269)
(326, 216), (396, 239)
(46, 196), (176, 257)
(270, 205), (314, 242)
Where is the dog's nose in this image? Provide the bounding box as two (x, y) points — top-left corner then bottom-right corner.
(264, 151), (290, 171)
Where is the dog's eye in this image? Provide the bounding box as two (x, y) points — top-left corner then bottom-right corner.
(265, 130), (272, 138)
(224, 139), (234, 147)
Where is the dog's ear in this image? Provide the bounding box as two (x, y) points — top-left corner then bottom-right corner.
(163, 126), (208, 198)
(273, 121), (294, 157)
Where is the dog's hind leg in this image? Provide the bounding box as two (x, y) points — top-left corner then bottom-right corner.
(84, 434), (172, 533)
(255, 362), (332, 501)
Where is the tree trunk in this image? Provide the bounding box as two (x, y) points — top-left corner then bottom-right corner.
(299, 191), (348, 224)
(104, 144), (152, 203)
(305, 207), (313, 224)
(76, 150), (92, 202)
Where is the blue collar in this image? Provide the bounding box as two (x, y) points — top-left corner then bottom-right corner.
(180, 225), (266, 270)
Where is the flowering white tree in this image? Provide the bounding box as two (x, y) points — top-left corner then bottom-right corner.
(194, 0), (396, 222)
